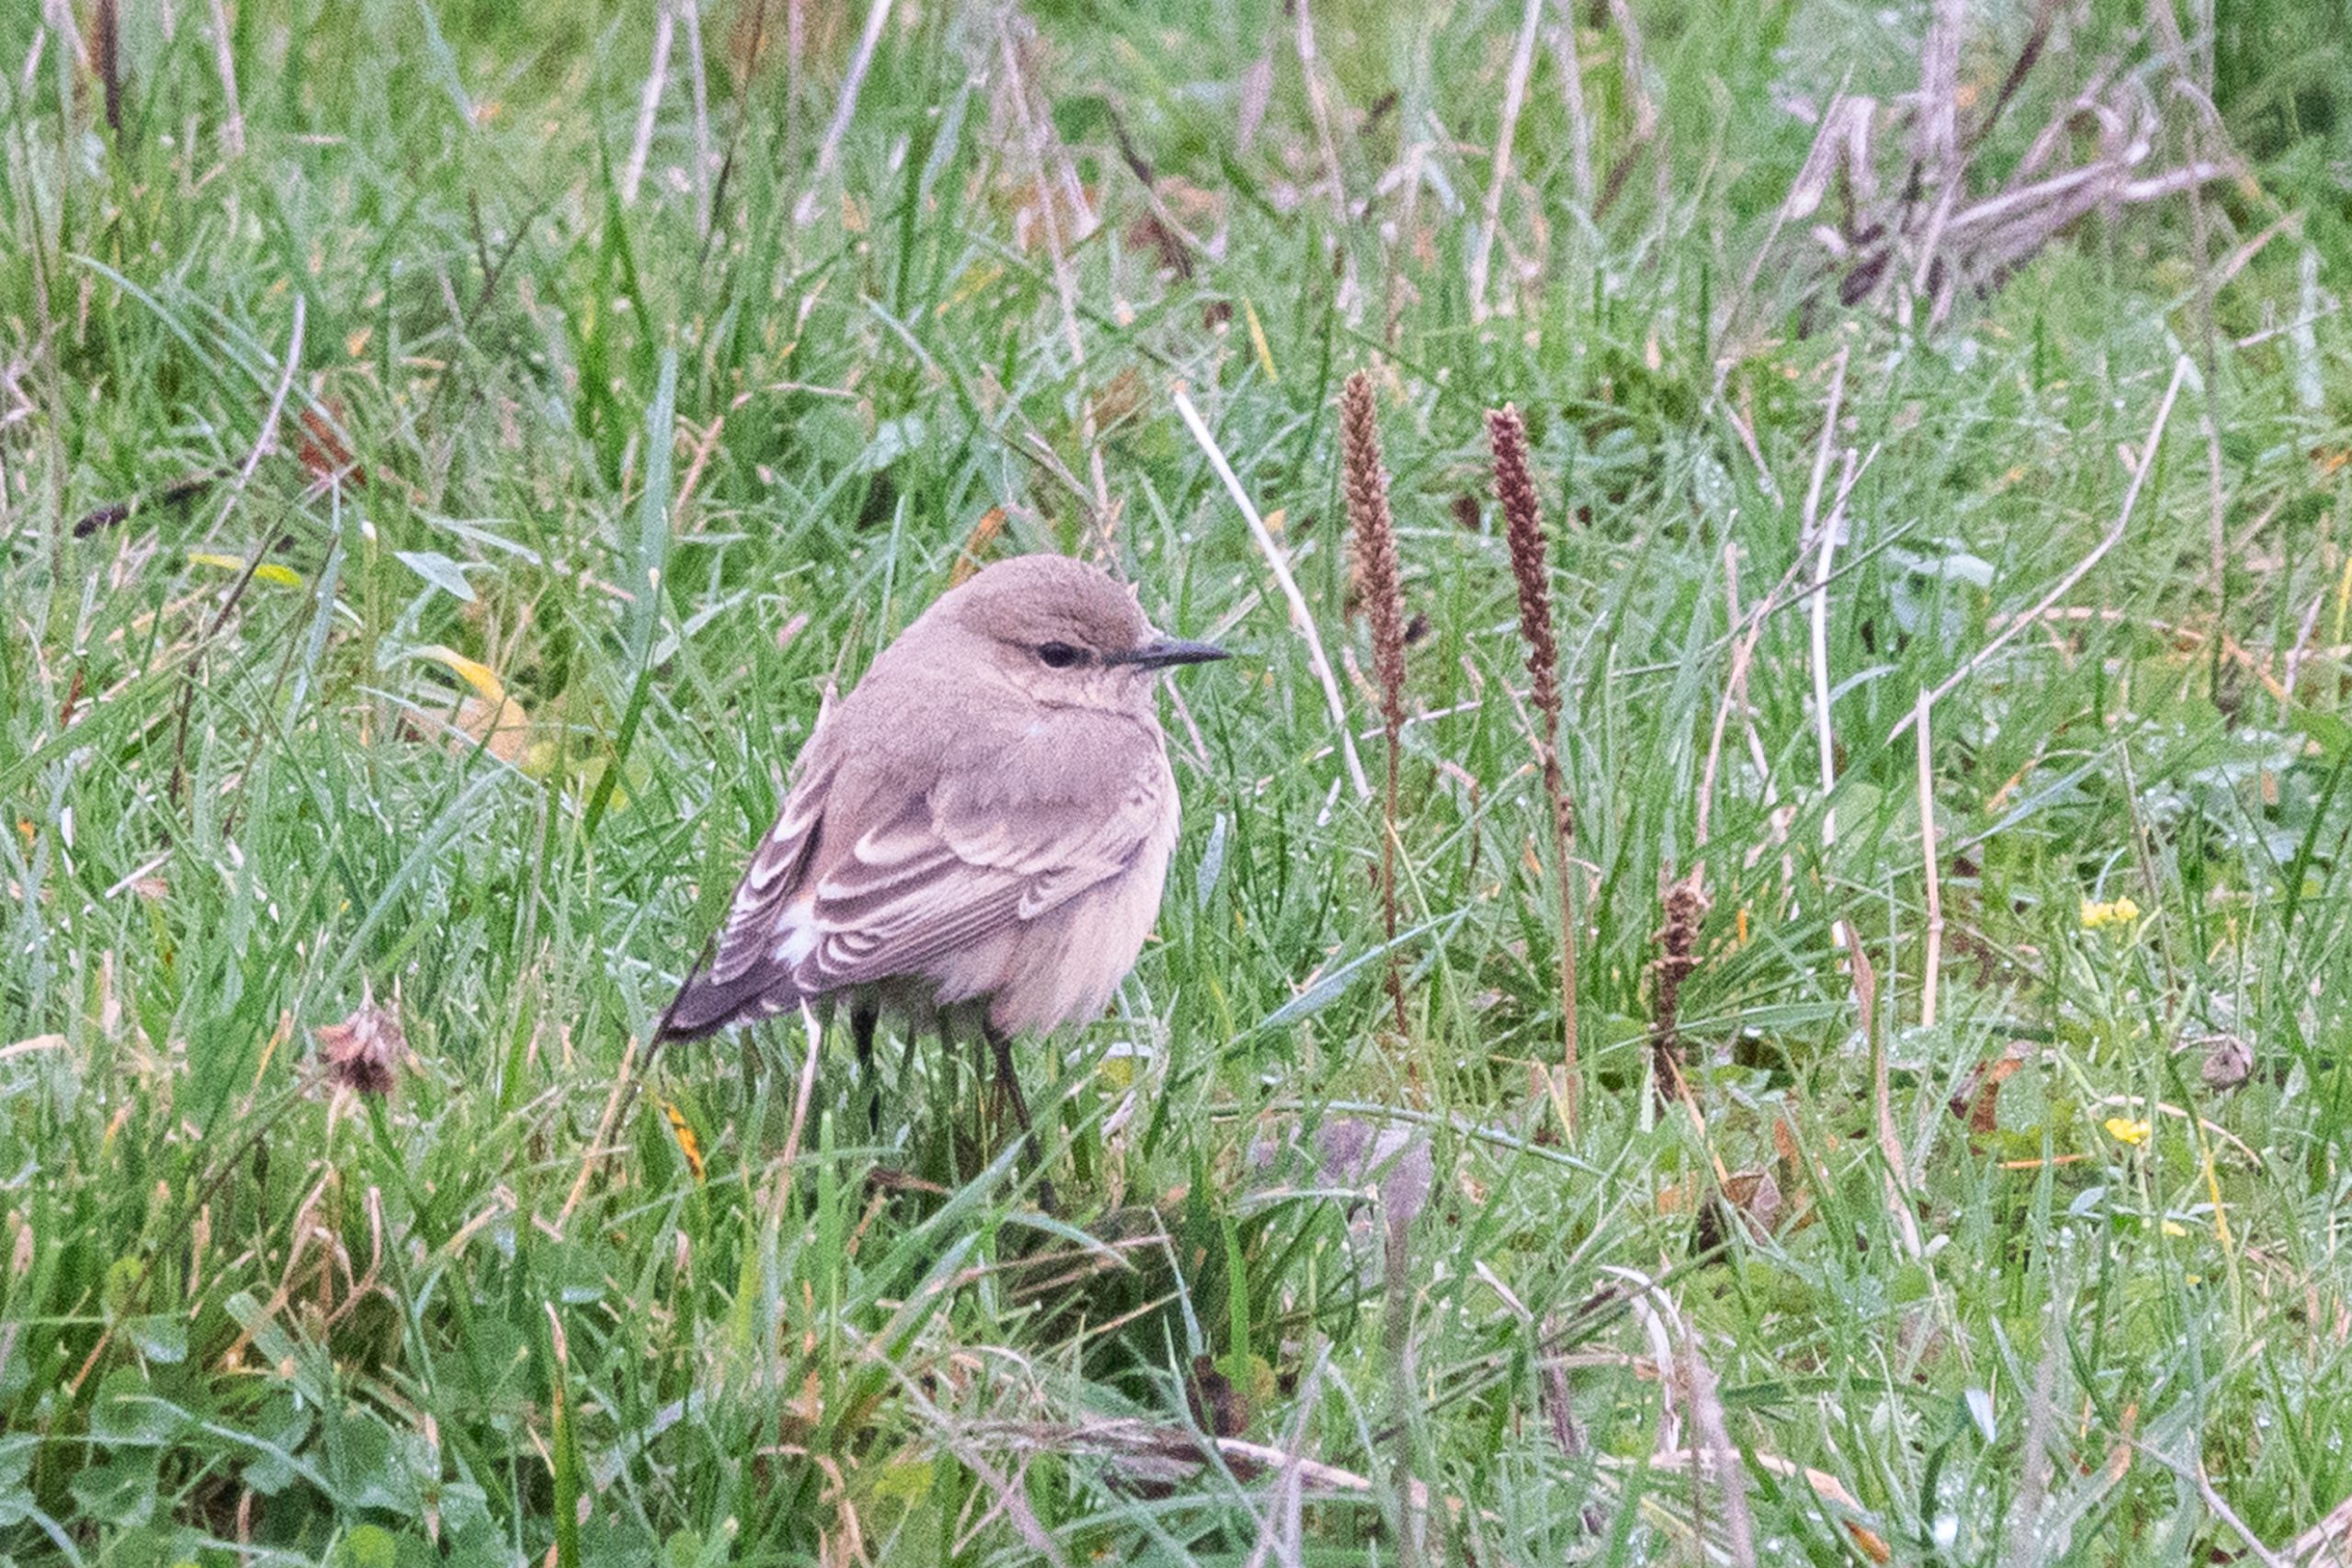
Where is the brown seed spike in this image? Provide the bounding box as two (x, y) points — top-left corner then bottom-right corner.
(1487, 407), (1561, 749)
(1487, 404), (1581, 1136)
(1340, 373), (1408, 736)
(1651, 870), (1711, 1111)
(1340, 369), (1410, 1037)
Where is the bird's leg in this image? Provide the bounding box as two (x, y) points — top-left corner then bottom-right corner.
(850, 1001), (880, 1135)
(984, 1022), (1056, 1213)
(985, 1024), (1033, 1136)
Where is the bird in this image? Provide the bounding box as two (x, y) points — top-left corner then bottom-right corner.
(656, 553), (1227, 1191)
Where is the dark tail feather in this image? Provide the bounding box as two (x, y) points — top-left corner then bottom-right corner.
(654, 945), (798, 1043)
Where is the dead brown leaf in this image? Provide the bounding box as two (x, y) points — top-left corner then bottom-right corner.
(1186, 1354), (1250, 1438)
(1125, 213), (1194, 278)
(951, 507), (1008, 585)
(294, 401), (365, 491)
(2199, 1032), (2253, 1092)
(1949, 1040), (2037, 1138)
(451, 694), (531, 765)
(1690, 1168), (1788, 1256)
(1088, 367), (1148, 433)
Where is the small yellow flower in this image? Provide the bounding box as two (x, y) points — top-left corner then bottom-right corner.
(2161, 1220), (2188, 1237)
(2081, 897), (2142, 930)
(2105, 1117), (2152, 1147)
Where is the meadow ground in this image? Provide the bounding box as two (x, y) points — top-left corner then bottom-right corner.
(6, 0), (2352, 1562)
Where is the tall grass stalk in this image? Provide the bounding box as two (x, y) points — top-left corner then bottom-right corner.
(1342, 369), (1410, 1037)
(1488, 404), (1579, 1135)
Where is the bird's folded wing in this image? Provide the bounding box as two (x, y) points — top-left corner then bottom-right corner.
(671, 719), (1169, 1032)
(655, 754), (837, 1038)
(698, 762), (832, 990)
(935, 767), (1170, 919)
(783, 750), (1168, 994)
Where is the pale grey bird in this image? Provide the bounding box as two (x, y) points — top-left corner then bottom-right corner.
(657, 554), (1226, 1175)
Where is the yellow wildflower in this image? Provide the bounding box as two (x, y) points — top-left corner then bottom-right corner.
(2081, 897), (2142, 930)
(2104, 1117), (2152, 1147)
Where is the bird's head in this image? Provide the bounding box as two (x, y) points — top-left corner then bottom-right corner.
(939, 554), (1228, 708)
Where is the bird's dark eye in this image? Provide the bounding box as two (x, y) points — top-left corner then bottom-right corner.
(1037, 641), (1084, 669)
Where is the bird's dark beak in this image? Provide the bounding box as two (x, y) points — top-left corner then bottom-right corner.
(1119, 637), (1229, 670)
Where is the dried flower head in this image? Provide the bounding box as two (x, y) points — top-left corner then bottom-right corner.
(1651, 870), (1711, 1109)
(1487, 406), (1561, 753)
(1340, 371), (1408, 735)
(1489, 403), (1582, 1133)
(1340, 368), (1411, 1036)
(315, 985), (406, 1098)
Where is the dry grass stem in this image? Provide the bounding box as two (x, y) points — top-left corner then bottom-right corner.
(994, 13), (1115, 538)
(1842, 919), (1922, 1257)
(560, 1029), (640, 1227)
(1291, 0), (1359, 316)
(1802, 347), (1850, 853)
(2147, 0), (2236, 586)
(1340, 370), (1411, 1035)
(1716, 88), (1868, 381)
(2007, 1277), (2067, 1566)
(1807, 451), (1855, 850)
(1174, 386), (1371, 799)
(2284, 1488), (2352, 1566)
(1469, 0), (1544, 320)
(620, 1), (678, 205)
(1692, 373), (1878, 871)
(1596, 0), (1663, 219)
(777, 1002), (823, 1185)
(795, 0), (893, 226)
(167, 295), (306, 808)
(1679, 1323), (1759, 1568)
(206, 0), (244, 156)
(1383, 1201), (1424, 1568)
(1899, 0), (1966, 321)
(1915, 689), (1942, 1029)
(1812, 19), (2232, 331)
(1488, 404), (1579, 1134)
(935, 1413), (1440, 1514)
(1695, 543), (1781, 857)
(1381, 115), (1431, 348)
(1544, 4), (1595, 213)
(2118, 1440), (2288, 1568)
(680, 0), (714, 241)
(1239, 1357), (1325, 1568)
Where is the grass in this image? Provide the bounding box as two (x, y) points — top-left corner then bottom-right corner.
(6, 0), (2352, 1562)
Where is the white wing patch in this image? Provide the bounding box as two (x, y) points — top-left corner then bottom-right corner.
(768, 892), (820, 968)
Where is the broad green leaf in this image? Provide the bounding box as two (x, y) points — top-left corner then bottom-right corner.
(70, 1447), (161, 1528)
(89, 1368), (189, 1448)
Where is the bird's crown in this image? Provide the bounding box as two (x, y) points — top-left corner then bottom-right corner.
(940, 554), (1154, 656)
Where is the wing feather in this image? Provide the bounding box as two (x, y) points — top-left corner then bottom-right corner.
(662, 708), (1172, 1040)
(655, 759), (833, 1039)
(790, 718), (1169, 998)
